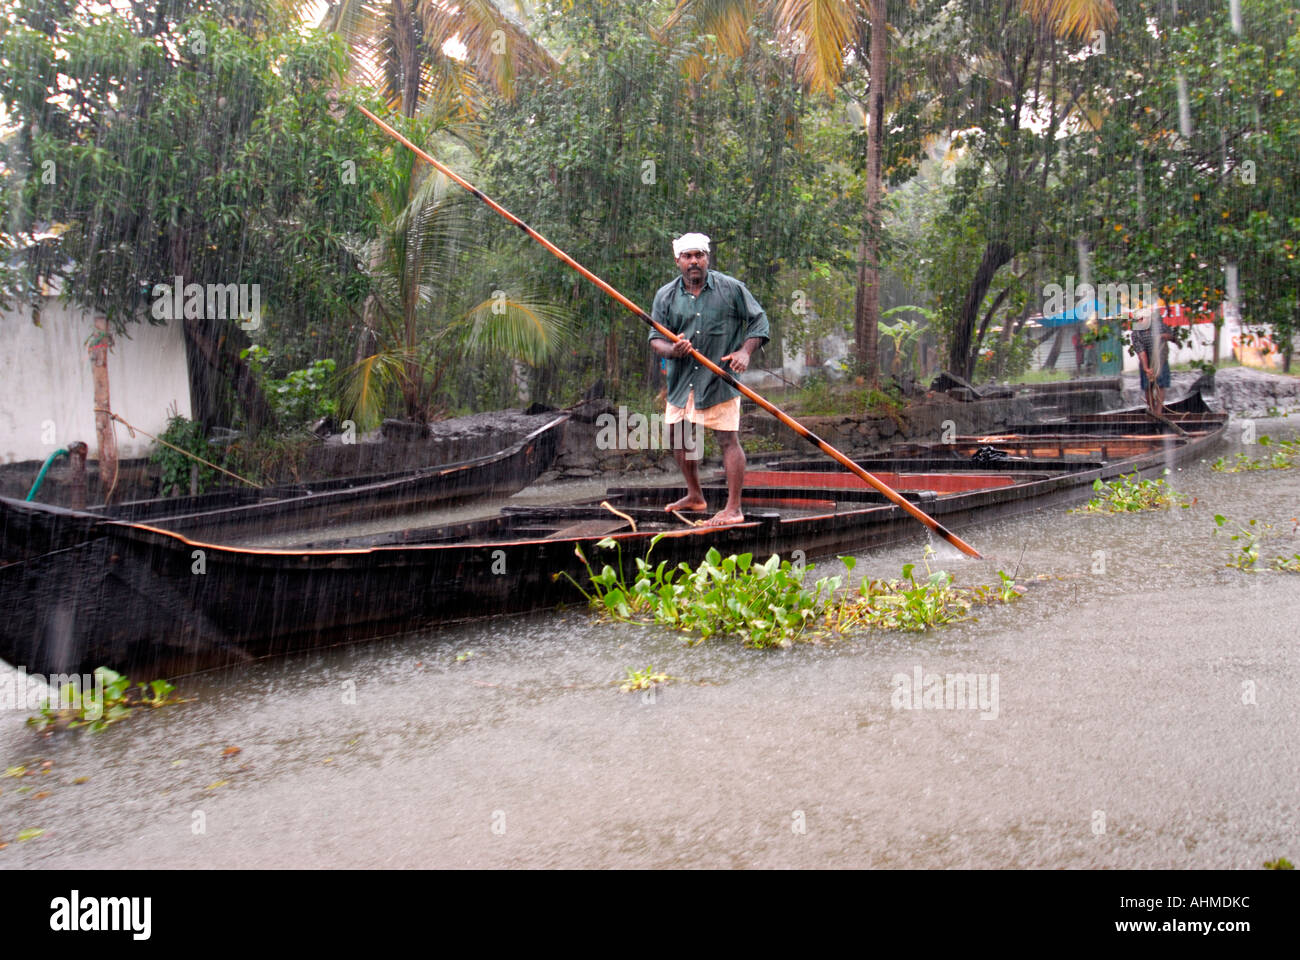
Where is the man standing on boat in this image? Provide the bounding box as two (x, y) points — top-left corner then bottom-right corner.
(649, 233), (769, 527)
(1133, 304), (1173, 415)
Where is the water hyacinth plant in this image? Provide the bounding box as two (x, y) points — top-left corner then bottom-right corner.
(617, 667), (673, 693)
(1211, 435), (1300, 473)
(27, 667), (184, 733)
(1214, 515), (1300, 573)
(1071, 471), (1193, 514)
(564, 538), (1022, 648)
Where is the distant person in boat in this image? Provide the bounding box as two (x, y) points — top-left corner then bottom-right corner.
(1133, 305), (1173, 415)
(649, 233), (770, 527)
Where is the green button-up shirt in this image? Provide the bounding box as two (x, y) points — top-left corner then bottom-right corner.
(649, 269), (770, 410)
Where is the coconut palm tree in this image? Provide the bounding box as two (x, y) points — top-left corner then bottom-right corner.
(340, 126), (574, 425)
(314, 2), (557, 365)
(662, 0), (1116, 383)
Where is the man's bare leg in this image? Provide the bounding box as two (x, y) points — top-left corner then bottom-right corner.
(665, 421), (707, 512)
(705, 430), (745, 526)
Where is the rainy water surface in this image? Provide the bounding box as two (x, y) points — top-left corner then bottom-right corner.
(2, 421), (1297, 868)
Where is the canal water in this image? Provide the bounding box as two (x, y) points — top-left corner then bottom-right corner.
(2, 419), (1297, 868)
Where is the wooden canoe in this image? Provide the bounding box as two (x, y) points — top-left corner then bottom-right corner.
(2, 414), (568, 563)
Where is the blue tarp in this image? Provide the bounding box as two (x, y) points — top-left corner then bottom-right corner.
(1037, 299), (1109, 327)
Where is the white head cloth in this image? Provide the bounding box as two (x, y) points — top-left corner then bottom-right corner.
(673, 233), (711, 258)
(1131, 303), (1157, 330)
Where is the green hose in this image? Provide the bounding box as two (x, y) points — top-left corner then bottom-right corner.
(25, 447), (69, 501)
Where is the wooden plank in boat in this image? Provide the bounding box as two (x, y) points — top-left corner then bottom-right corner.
(547, 519), (631, 539)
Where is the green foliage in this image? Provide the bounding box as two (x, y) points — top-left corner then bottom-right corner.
(788, 377), (904, 418)
(0, 3), (385, 329)
(480, 0), (856, 403)
(743, 432), (788, 454)
(340, 131), (576, 425)
(223, 430), (316, 486)
(790, 375), (839, 416)
(1264, 857), (1295, 870)
(0, 0), (393, 431)
(242, 346), (339, 425)
(1071, 471), (1193, 514)
(879, 305), (932, 376)
(975, 333), (1037, 383)
(27, 667), (183, 733)
(568, 538), (839, 649)
(564, 539), (1021, 647)
(150, 414), (216, 496)
(1084, 0), (1300, 355)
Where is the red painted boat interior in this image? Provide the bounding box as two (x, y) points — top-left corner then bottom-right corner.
(742, 497), (838, 511)
(744, 470), (1019, 493)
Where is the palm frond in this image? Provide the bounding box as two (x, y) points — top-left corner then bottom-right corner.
(420, 0), (557, 102)
(456, 293), (577, 366)
(664, 0), (761, 59)
(772, 0), (856, 96)
(1019, 0), (1117, 42)
(338, 349), (414, 429)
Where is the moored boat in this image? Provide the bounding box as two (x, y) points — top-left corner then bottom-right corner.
(0, 401), (1225, 678)
(1, 413), (568, 563)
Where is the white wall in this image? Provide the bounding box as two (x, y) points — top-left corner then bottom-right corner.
(0, 300), (192, 464)
(1118, 320), (1238, 373)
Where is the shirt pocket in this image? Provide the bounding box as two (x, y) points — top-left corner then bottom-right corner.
(698, 291), (733, 338)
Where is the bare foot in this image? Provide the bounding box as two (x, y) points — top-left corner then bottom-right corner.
(666, 494), (707, 513)
(704, 508), (744, 527)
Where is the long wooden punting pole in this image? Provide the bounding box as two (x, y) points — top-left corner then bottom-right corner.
(357, 105), (982, 558)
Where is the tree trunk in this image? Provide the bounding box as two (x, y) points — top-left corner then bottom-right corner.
(89, 315), (118, 504)
(1044, 328), (1065, 371)
(183, 316), (272, 432)
(354, 247), (384, 365)
(853, 1), (888, 385)
(973, 286), (1013, 372)
(994, 298), (1035, 378)
(950, 239), (1014, 379)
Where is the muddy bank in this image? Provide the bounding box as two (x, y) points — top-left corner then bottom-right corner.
(541, 394), (1039, 481)
(1120, 366), (1300, 418)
